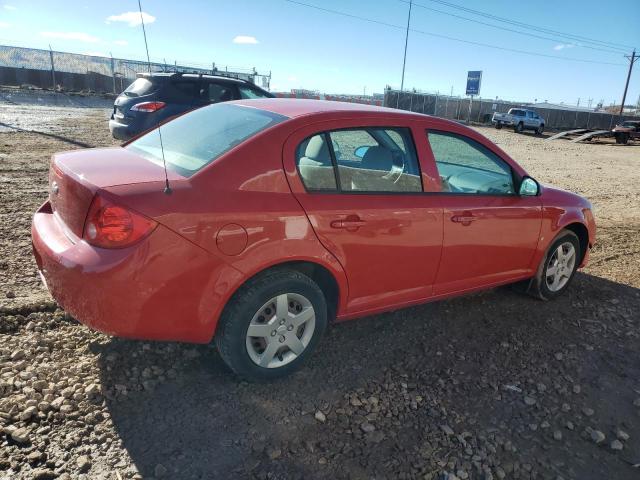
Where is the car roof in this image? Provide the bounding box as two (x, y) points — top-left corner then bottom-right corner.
(138, 72), (249, 84)
(232, 98), (427, 120)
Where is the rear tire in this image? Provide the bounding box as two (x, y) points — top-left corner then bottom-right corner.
(536, 124), (544, 135)
(495, 123), (503, 130)
(528, 230), (580, 301)
(215, 269), (328, 381)
(514, 122), (524, 134)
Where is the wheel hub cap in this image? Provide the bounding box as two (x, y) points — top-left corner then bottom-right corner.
(245, 293), (316, 369)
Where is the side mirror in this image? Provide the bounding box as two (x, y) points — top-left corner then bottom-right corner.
(354, 146), (370, 159)
(519, 177), (539, 196)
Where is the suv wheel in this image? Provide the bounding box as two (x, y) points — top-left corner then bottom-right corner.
(514, 122), (524, 133)
(528, 230), (580, 300)
(215, 269), (328, 381)
(536, 124), (545, 135)
(495, 123), (503, 130)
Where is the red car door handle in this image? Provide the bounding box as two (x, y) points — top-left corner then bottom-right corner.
(330, 217), (366, 230)
(451, 215), (477, 224)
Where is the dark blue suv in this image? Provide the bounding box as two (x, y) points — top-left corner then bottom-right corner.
(109, 72), (274, 140)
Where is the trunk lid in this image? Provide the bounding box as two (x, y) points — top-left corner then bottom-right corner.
(49, 147), (183, 237)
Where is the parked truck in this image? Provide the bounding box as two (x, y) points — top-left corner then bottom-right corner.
(492, 108), (545, 135)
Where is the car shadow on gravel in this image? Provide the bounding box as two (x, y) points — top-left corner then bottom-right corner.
(0, 121), (94, 148)
(95, 272), (640, 479)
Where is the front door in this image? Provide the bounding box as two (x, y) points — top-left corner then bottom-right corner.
(425, 130), (542, 295)
(284, 123), (443, 316)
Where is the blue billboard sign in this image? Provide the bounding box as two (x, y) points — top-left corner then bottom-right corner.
(466, 71), (482, 96)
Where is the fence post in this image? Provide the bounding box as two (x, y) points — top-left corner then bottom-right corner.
(434, 94), (438, 116)
(444, 96), (448, 118)
(477, 98), (482, 122)
(110, 54), (116, 94)
(409, 93), (414, 111)
(48, 45), (56, 90)
(609, 114), (614, 129)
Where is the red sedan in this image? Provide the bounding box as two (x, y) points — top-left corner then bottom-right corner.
(32, 99), (596, 380)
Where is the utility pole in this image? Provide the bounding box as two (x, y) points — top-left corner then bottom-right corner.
(619, 50), (637, 116)
(400, 0), (412, 92)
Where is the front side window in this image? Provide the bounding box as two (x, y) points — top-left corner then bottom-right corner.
(239, 86), (271, 99)
(206, 83), (235, 102)
(127, 104), (287, 177)
(295, 128), (422, 193)
(427, 131), (515, 195)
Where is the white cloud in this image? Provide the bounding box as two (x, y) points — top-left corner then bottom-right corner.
(0, 21), (10, 28)
(553, 43), (575, 51)
(106, 11), (156, 27)
(3, 4), (17, 10)
(113, 40), (128, 46)
(233, 35), (259, 45)
(40, 31), (100, 43)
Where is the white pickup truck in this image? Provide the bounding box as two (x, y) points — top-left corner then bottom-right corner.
(492, 108), (545, 134)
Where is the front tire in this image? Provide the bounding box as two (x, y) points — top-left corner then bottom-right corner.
(495, 123), (503, 130)
(215, 269), (328, 381)
(514, 122), (524, 133)
(528, 230), (580, 300)
(536, 124), (545, 135)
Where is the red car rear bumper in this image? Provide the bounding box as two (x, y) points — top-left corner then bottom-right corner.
(31, 201), (242, 343)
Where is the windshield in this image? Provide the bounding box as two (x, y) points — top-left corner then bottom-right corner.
(126, 103), (287, 177)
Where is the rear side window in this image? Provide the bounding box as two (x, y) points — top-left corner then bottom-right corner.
(126, 104), (287, 177)
(123, 78), (154, 97)
(295, 127), (422, 193)
(170, 81), (198, 99)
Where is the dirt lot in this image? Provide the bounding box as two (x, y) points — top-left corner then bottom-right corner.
(0, 105), (639, 480)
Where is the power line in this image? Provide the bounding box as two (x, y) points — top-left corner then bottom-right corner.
(282, 0), (625, 66)
(411, 0), (636, 52)
(399, 0), (627, 55)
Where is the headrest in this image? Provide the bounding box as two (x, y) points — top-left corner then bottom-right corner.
(361, 146), (393, 171)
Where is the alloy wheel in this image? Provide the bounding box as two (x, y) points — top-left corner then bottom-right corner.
(245, 293), (316, 368)
(545, 242), (576, 292)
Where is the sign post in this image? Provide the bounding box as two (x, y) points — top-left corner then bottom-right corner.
(465, 70), (482, 124)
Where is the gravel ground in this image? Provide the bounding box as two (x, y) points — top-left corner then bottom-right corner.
(1, 105), (639, 480)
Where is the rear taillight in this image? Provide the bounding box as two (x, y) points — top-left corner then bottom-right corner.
(131, 101), (166, 112)
(82, 195), (157, 249)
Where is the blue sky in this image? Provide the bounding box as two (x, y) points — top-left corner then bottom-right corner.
(0, 0), (638, 105)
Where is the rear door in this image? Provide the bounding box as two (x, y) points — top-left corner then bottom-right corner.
(284, 119), (443, 316)
(424, 130), (542, 294)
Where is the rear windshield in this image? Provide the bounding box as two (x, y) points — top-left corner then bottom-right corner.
(123, 78), (155, 97)
(126, 103), (287, 177)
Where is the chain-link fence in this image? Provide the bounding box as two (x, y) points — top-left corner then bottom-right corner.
(0, 44), (270, 94)
(384, 89), (637, 131)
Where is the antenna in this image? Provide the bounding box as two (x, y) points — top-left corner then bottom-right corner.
(138, 0), (172, 194)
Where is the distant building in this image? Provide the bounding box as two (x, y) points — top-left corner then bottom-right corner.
(530, 102), (596, 113)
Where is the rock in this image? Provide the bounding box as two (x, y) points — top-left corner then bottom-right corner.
(572, 385), (581, 394)
(440, 425), (455, 436)
(524, 396), (537, 406)
(154, 463), (168, 477)
(10, 427), (30, 444)
(314, 411), (326, 423)
(590, 430), (605, 444)
(361, 422), (375, 433)
(610, 440), (624, 451)
(77, 455), (91, 473)
(566, 421), (575, 431)
(31, 468), (57, 480)
(582, 407), (594, 417)
(615, 429), (630, 441)
(20, 405), (37, 421)
(633, 398), (640, 408)
(554, 352), (564, 361)
(10, 349), (25, 361)
(553, 430), (563, 441)
(267, 447), (282, 460)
